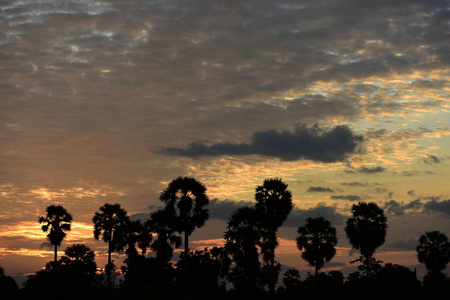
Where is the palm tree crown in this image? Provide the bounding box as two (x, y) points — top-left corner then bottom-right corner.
(160, 177), (210, 240)
(296, 217), (337, 275)
(224, 206), (262, 291)
(39, 205), (73, 262)
(93, 203), (129, 287)
(147, 209), (182, 263)
(417, 230), (450, 273)
(345, 202), (387, 259)
(255, 178), (292, 292)
(60, 244), (97, 277)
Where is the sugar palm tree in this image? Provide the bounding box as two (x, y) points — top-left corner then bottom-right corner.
(417, 230), (450, 274)
(345, 202), (387, 276)
(296, 217), (337, 275)
(147, 209), (182, 263)
(159, 177), (210, 276)
(93, 203), (129, 287)
(255, 178), (292, 292)
(224, 206), (261, 292)
(60, 244), (97, 277)
(116, 219), (152, 257)
(39, 205), (73, 263)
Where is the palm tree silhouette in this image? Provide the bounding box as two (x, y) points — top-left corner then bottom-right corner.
(147, 209), (182, 263)
(224, 206), (261, 292)
(417, 230), (450, 274)
(39, 205), (73, 263)
(296, 217), (338, 275)
(255, 178), (292, 292)
(60, 244), (97, 277)
(116, 219), (152, 257)
(159, 177), (210, 277)
(93, 203), (129, 287)
(345, 202), (387, 276)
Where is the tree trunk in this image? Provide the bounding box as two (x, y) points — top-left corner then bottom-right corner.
(54, 244), (58, 263)
(107, 236), (112, 288)
(184, 231), (189, 281)
(268, 247), (275, 294)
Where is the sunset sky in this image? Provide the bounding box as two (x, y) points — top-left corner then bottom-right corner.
(1, 0), (449, 285)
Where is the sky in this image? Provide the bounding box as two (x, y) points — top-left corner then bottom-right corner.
(1, 0), (450, 285)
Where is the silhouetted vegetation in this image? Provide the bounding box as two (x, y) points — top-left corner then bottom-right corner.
(296, 217), (337, 275)
(345, 202), (387, 277)
(255, 178), (293, 293)
(159, 176), (210, 280)
(93, 203), (129, 288)
(38, 205), (73, 263)
(9, 178), (449, 299)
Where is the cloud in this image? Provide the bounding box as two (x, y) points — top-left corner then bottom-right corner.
(209, 198), (254, 221)
(384, 238), (418, 251)
(358, 166), (386, 174)
(331, 195), (363, 201)
(208, 199), (345, 226)
(424, 199), (450, 216)
(344, 166), (385, 174)
(407, 190), (415, 196)
(423, 154), (441, 164)
(162, 124), (363, 162)
(341, 182), (370, 187)
(383, 199), (423, 216)
(284, 204), (346, 227)
(307, 186), (334, 192)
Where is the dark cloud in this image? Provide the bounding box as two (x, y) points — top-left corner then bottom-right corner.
(162, 124), (363, 162)
(358, 166), (386, 174)
(331, 195), (362, 201)
(344, 166), (386, 174)
(383, 199), (422, 216)
(208, 199), (344, 226)
(398, 171), (417, 177)
(407, 190), (415, 196)
(209, 198), (254, 221)
(284, 204), (346, 227)
(384, 239), (418, 251)
(323, 262), (347, 268)
(307, 186), (334, 192)
(423, 154), (441, 164)
(424, 199), (450, 216)
(341, 181), (369, 187)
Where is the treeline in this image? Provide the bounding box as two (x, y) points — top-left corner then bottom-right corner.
(1, 177), (449, 300)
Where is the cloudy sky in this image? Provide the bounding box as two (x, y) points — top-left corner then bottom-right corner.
(1, 0), (450, 283)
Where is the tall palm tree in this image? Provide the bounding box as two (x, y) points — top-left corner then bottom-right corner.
(147, 209), (182, 263)
(159, 177), (210, 276)
(224, 206), (261, 292)
(345, 202), (387, 276)
(255, 178), (292, 292)
(93, 203), (129, 287)
(296, 217), (338, 275)
(39, 205), (73, 263)
(416, 231), (450, 274)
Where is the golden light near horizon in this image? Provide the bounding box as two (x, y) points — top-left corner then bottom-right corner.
(1, 0), (449, 292)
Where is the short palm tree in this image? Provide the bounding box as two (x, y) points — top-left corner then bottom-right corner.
(224, 206), (261, 291)
(60, 244), (97, 277)
(345, 202), (387, 276)
(159, 177), (210, 276)
(296, 217), (337, 275)
(417, 230), (450, 274)
(255, 178), (292, 292)
(147, 209), (182, 263)
(39, 205), (73, 263)
(116, 219), (152, 257)
(93, 203), (129, 287)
